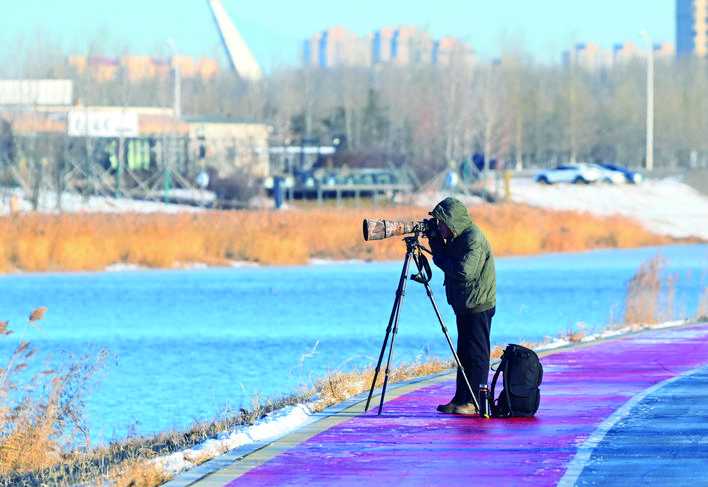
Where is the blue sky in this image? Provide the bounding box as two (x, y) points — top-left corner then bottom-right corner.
(1, 0), (675, 72)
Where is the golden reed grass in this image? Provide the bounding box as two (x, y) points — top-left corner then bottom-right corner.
(620, 251), (708, 327)
(1, 308), (109, 479)
(0, 203), (687, 273)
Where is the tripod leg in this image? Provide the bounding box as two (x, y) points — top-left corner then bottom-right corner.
(422, 281), (480, 412)
(377, 306), (402, 416)
(364, 251), (412, 413)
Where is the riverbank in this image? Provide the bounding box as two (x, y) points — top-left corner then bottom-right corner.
(2, 176), (707, 273)
(0, 202), (687, 273)
(155, 316), (699, 481)
(163, 320), (708, 487)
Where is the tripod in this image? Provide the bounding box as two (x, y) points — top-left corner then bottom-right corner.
(364, 233), (480, 415)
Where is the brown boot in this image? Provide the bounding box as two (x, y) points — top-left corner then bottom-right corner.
(452, 403), (478, 415)
(436, 400), (461, 414)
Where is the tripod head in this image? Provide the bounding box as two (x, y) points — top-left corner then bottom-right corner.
(403, 235), (433, 284)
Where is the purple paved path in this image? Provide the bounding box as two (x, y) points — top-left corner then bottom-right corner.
(180, 323), (708, 486)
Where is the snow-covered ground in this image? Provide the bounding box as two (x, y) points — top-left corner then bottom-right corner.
(508, 176), (708, 241)
(0, 189), (212, 214)
(399, 176), (708, 241)
(151, 403), (317, 478)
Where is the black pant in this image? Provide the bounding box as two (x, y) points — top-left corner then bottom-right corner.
(453, 307), (495, 404)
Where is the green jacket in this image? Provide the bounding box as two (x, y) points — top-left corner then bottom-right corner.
(429, 197), (496, 314)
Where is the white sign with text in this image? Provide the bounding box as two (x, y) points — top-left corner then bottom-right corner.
(68, 111), (139, 137)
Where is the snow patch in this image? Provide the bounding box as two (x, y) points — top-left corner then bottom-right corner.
(151, 403), (314, 477)
(509, 178), (708, 240)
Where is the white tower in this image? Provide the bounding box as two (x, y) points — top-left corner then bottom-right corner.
(207, 0), (264, 81)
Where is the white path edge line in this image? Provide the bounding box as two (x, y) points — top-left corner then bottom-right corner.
(557, 364), (708, 487)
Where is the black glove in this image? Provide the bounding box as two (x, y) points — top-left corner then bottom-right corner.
(424, 219), (445, 254)
(423, 218), (440, 239)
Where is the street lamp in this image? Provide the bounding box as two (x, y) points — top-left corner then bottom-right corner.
(640, 30), (654, 171)
(167, 39), (181, 119)
(165, 39), (182, 205)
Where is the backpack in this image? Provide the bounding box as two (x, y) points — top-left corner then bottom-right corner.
(490, 344), (543, 418)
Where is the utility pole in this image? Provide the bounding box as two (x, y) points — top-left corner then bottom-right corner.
(640, 30), (654, 171)
(167, 39), (181, 119)
(165, 39), (181, 205)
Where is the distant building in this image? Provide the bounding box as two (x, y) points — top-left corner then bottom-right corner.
(69, 56), (120, 82)
(0, 79), (73, 106)
(373, 26), (434, 65)
(184, 117), (272, 178)
(563, 42), (614, 70)
(563, 41), (675, 70)
(677, 0), (708, 56)
(613, 42), (641, 64)
(303, 27), (371, 67)
(303, 26), (474, 68)
(434, 36), (477, 67)
(68, 55), (220, 81)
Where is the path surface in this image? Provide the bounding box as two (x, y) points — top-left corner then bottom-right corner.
(166, 322), (708, 486)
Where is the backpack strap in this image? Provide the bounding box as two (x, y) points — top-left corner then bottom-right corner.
(490, 356), (503, 416)
(491, 345), (515, 418)
(490, 361), (502, 399)
(502, 346), (515, 417)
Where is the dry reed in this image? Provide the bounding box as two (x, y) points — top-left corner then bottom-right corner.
(0, 203), (686, 273)
(0, 355), (455, 487)
(622, 252), (666, 326)
(0, 308), (110, 485)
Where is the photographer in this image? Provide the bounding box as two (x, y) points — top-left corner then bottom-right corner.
(427, 197), (496, 415)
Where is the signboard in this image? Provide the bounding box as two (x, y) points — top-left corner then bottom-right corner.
(67, 111), (139, 137)
(0, 79), (73, 106)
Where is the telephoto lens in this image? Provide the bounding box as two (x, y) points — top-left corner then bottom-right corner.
(362, 219), (416, 241)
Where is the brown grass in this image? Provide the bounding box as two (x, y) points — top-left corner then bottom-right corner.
(697, 283), (708, 321)
(312, 357), (454, 409)
(0, 308), (109, 481)
(0, 203), (688, 273)
(622, 252), (666, 326)
(0, 353), (455, 487)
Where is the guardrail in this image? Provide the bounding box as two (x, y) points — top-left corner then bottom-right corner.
(278, 182), (415, 207)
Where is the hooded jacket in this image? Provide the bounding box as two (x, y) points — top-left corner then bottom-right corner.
(429, 197), (496, 314)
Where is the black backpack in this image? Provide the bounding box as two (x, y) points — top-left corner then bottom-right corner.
(490, 344), (543, 418)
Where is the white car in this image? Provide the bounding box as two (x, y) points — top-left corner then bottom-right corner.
(587, 163), (627, 184)
(597, 163), (644, 184)
(534, 163), (625, 185)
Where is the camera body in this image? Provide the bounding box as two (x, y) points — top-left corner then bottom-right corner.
(363, 218), (436, 241)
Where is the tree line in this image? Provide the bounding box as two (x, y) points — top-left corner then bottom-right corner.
(7, 42), (708, 185)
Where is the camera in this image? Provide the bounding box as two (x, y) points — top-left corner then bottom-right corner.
(362, 218), (435, 241)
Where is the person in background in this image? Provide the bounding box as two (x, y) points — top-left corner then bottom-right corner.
(10, 193), (19, 214)
(426, 197), (496, 415)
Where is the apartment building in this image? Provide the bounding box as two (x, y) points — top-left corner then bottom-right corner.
(303, 27), (372, 67)
(677, 0), (708, 55)
(563, 41), (676, 70)
(303, 26), (474, 68)
(68, 55), (220, 81)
